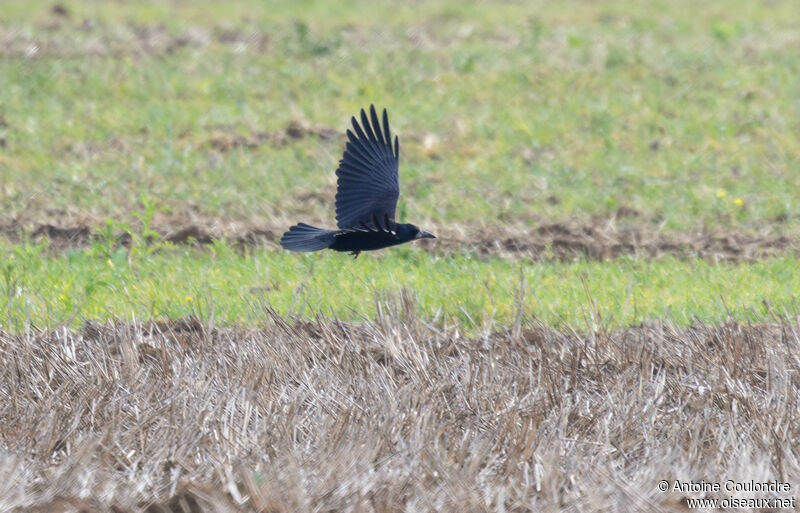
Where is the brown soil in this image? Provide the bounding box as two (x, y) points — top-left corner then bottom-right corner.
(1, 314), (798, 511)
(202, 120), (338, 153)
(0, 22), (271, 59)
(440, 221), (795, 261)
(1, 216), (794, 262)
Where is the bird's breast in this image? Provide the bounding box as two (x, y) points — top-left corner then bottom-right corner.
(329, 230), (402, 252)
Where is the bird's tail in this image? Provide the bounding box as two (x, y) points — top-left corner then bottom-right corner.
(280, 223), (337, 252)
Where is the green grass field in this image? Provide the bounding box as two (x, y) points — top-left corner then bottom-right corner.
(3, 240), (800, 332)
(1, 0), (799, 331)
(2, 0), (799, 234)
(1, 2), (799, 511)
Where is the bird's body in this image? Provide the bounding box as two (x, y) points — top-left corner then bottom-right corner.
(281, 106), (435, 257)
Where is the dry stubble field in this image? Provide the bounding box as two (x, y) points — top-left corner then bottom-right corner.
(2, 310), (799, 512)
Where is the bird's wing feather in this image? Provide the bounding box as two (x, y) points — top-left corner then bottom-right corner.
(335, 105), (399, 231)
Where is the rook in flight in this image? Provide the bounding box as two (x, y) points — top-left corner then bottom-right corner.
(281, 106), (435, 258)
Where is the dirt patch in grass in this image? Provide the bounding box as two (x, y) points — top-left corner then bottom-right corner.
(1, 308), (798, 511)
(440, 221), (795, 261)
(202, 120), (339, 153)
(1, 215), (794, 262)
(0, 21), (270, 59)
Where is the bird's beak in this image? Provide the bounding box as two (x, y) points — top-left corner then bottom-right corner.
(416, 231), (436, 240)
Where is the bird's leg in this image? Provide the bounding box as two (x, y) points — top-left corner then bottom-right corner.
(350, 250), (361, 259)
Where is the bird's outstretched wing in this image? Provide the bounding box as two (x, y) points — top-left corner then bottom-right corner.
(335, 105), (399, 232)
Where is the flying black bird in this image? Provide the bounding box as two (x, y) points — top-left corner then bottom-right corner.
(280, 106), (435, 258)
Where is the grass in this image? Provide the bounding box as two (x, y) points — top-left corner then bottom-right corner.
(3, 239), (799, 333)
(1, 0), (799, 235)
(0, 0), (798, 333)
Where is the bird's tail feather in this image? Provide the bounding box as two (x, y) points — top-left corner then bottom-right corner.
(280, 223), (337, 252)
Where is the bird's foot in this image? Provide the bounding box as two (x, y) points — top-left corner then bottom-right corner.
(350, 251), (361, 259)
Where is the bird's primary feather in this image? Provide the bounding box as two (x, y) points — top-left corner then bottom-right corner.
(335, 105), (400, 231)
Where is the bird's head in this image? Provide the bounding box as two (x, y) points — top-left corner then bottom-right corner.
(406, 224), (436, 240)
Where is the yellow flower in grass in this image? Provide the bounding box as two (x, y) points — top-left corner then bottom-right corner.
(185, 296), (193, 302)
(716, 189), (727, 199)
(733, 197), (744, 207)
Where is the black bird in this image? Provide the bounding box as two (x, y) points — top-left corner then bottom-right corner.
(281, 106), (435, 258)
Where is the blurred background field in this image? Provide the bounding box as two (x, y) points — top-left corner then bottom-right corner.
(1, 0), (799, 329)
(2, 0), (799, 232)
